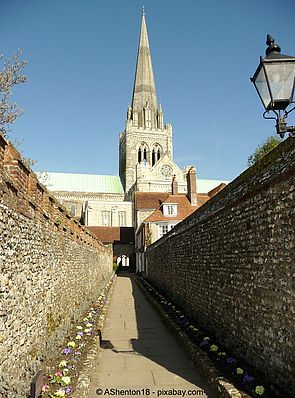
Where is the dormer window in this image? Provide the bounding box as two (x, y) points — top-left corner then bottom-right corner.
(163, 204), (177, 217)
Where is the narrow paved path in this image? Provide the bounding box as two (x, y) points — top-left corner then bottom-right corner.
(88, 273), (217, 398)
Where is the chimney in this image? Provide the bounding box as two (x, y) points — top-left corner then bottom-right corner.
(187, 167), (197, 205)
(172, 175), (178, 195)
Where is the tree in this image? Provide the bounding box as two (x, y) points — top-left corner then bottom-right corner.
(0, 50), (27, 137)
(247, 136), (281, 166)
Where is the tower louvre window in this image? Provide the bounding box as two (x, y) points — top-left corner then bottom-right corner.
(138, 143), (149, 164)
(157, 148), (161, 160)
(152, 149), (156, 166)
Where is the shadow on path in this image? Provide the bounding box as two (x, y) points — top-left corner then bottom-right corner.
(88, 273), (217, 397)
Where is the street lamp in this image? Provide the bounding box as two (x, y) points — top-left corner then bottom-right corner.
(251, 34), (295, 138)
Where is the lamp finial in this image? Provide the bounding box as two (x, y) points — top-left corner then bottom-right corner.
(266, 34), (281, 56)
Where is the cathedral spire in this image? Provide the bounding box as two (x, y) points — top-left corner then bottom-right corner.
(131, 10), (158, 119)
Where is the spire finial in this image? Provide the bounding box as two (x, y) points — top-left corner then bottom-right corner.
(142, 6), (145, 16)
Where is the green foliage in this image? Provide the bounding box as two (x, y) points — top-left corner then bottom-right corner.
(248, 136), (281, 166)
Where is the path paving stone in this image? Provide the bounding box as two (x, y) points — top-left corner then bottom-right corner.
(88, 273), (217, 398)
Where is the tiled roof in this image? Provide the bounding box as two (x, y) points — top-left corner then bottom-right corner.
(135, 192), (170, 210)
(38, 172), (124, 194)
(87, 227), (134, 244)
(144, 194), (199, 223)
(196, 193), (211, 206)
(208, 183), (227, 197)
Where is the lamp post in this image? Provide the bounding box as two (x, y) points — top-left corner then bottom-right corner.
(251, 34), (295, 138)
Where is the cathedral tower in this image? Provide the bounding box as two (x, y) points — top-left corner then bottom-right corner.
(119, 10), (188, 195)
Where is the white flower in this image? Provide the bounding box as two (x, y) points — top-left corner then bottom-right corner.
(61, 376), (71, 385)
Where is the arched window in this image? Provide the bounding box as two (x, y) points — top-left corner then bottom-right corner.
(137, 142), (149, 164)
(151, 143), (162, 166)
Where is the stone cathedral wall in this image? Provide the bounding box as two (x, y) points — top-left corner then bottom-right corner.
(145, 137), (295, 395)
(0, 135), (112, 398)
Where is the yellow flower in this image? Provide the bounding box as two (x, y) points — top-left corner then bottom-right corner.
(84, 328), (90, 333)
(76, 335), (82, 340)
(58, 360), (67, 368)
(67, 341), (75, 348)
(255, 386), (265, 395)
(209, 344), (218, 352)
(76, 326), (82, 330)
(54, 390), (66, 397)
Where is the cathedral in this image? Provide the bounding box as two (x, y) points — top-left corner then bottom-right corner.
(41, 11), (228, 269)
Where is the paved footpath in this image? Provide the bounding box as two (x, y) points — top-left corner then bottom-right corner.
(88, 273), (217, 398)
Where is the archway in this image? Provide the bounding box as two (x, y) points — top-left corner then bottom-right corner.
(117, 254), (130, 268)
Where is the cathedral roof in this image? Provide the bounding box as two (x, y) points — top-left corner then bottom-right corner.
(39, 172), (124, 194)
(131, 11), (158, 114)
(197, 179), (230, 193)
(39, 172), (229, 197)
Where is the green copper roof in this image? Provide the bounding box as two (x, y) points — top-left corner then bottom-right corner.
(39, 172), (124, 194)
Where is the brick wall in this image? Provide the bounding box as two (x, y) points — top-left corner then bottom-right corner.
(145, 137), (295, 394)
(0, 135), (112, 398)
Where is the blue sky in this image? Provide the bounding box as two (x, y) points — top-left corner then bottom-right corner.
(2, 0), (295, 181)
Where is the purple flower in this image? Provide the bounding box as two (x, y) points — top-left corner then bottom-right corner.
(243, 374), (255, 384)
(226, 357), (236, 365)
(77, 331), (83, 336)
(62, 348), (71, 355)
(199, 340), (209, 348)
(64, 387), (72, 395)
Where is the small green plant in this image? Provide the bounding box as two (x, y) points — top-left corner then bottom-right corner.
(248, 136), (281, 166)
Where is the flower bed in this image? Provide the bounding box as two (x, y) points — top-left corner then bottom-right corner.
(41, 274), (115, 398)
(137, 277), (288, 398)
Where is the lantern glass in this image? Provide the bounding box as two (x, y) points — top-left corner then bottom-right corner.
(253, 65), (272, 110)
(264, 61), (295, 108)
